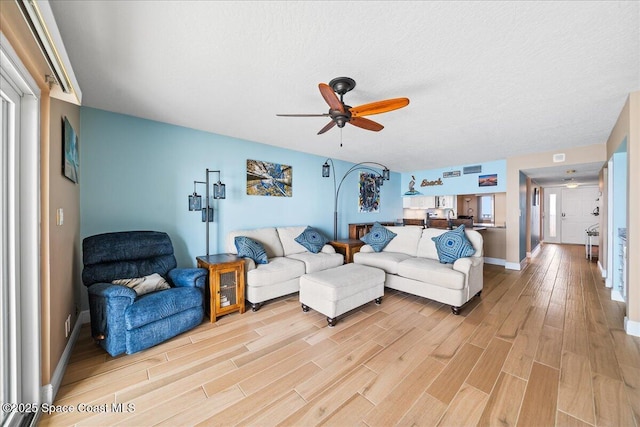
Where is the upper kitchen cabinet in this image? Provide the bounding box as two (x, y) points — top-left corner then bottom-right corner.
(402, 195), (436, 209)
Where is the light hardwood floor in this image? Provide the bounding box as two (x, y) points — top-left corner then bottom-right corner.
(39, 243), (640, 426)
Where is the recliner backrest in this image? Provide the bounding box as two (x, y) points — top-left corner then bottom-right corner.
(82, 231), (177, 286)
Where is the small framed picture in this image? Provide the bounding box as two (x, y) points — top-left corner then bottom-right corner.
(62, 116), (79, 183)
(478, 174), (497, 187)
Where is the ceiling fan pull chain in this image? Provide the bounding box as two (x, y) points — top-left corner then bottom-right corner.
(340, 128), (343, 147)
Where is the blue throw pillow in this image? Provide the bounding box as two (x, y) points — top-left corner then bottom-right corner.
(295, 226), (330, 254)
(234, 236), (268, 264)
(431, 225), (476, 264)
(360, 222), (397, 252)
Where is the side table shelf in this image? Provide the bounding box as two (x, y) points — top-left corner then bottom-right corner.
(196, 254), (246, 322)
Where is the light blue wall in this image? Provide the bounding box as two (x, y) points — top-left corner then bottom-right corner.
(79, 108), (403, 268)
(401, 159), (506, 196)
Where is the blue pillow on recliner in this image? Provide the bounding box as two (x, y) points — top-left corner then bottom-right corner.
(235, 236), (268, 264)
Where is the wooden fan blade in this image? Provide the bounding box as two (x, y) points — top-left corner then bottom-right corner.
(349, 117), (384, 132)
(350, 98), (410, 117)
(276, 113), (330, 117)
(319, 83), (345, 113)
(317, 120), (337, 135)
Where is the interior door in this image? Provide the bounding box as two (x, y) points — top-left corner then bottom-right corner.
(561, 187), (599, 244)
(544, 188), (562, 244)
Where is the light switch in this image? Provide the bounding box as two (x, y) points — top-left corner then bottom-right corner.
(56, 208), (64, 226)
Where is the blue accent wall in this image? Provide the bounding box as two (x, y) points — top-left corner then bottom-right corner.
(401, 159), (506, 196)
(79, 108), (402, 267)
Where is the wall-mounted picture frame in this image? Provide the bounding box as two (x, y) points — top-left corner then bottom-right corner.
(246, 159), (292, 196)
(478, 173), (497, 187)
(358, 172), (380, 213)
(533, 187), (539, 206)
(62, 116), (79, 183)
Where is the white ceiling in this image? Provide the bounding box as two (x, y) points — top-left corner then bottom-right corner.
(48, 1), (639, 179)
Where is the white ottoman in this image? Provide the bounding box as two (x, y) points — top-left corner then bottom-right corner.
(299, 263), (385, 327)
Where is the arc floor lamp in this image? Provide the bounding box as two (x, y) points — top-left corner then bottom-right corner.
(322, 159), (391, 240)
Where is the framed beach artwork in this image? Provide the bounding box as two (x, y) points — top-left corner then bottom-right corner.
(478, 173), (498, 187)
(358, 172), (380, 213)
(246, 159), (292, 196)
(62, 116), (79, 183)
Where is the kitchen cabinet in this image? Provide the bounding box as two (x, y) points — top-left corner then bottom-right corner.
(402, 195), (436, 209)
(436, 195), (456, 209)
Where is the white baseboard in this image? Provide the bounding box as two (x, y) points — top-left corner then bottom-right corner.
(505, 258), (527, 271)
(611, 289), (624, 302)
(41, 310), (90, 404)
(484, 257), (505, 266)
(625, 317), (640, 337)
(598, 261), (607, 279)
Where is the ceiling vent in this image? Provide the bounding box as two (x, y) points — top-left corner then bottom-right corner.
(553, 153), (566, 163)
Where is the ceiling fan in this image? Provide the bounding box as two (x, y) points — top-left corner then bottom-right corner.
(276, 77), (410, 135)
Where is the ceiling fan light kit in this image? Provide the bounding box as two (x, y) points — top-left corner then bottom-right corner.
(277, 77), (409, 136)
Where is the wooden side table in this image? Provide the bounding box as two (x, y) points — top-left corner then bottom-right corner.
(196, 254), (245, 323)
(329, 239), (365, 264)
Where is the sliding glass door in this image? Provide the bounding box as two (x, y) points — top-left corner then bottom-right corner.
(1, 34), (41, 426)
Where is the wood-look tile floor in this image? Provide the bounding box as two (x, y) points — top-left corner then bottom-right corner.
(39, 244), (640, 427)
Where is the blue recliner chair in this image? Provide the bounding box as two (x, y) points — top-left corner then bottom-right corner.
(82, 231), (207, 357)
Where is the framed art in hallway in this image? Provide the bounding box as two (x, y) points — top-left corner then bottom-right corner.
(62, 116), (79, 183)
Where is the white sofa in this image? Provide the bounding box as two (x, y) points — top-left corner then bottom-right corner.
(353, 225), (483, 314)
(226, 226), (344, 311)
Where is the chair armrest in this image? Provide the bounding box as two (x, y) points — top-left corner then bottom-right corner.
(359, 244), (375, 253)
(86, 283), (137, 356)
(168, 268), (207, 291)
(88, 282), (137, 299)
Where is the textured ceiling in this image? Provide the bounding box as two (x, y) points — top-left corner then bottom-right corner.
(48, 1), (639, 178)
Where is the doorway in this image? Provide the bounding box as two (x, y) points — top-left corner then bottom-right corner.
(543, 186), (599, 245)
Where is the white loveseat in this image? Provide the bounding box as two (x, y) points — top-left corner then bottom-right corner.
(226, 226), (344, 311)
(353, 225), (483, 314)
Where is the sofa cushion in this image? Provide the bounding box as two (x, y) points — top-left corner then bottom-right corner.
(360, 223), (397, 252)
(431, 225), (476, 264)
(125, 286), (202, 330)
(276, 226), (309, 256)
(294, 226), (330, 254)
(112, 273), (171, 296)
(380, 225), (423, 256)
(246, 257), (306, 287)
(397, 257), (466, 290)
(227, 227), (284, 258)
(353, 251), (412, 274)
(287, 251), (343, 273)
(235, 236), (269, 264)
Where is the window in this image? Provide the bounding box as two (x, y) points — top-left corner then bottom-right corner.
(478, 195), (494, 222)
(549, 193), (557, 238)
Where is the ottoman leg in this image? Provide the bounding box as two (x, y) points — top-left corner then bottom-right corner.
(375, 297), (382, 305)
(301, 304), (310, 312)
(327, 317), (337, 328)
